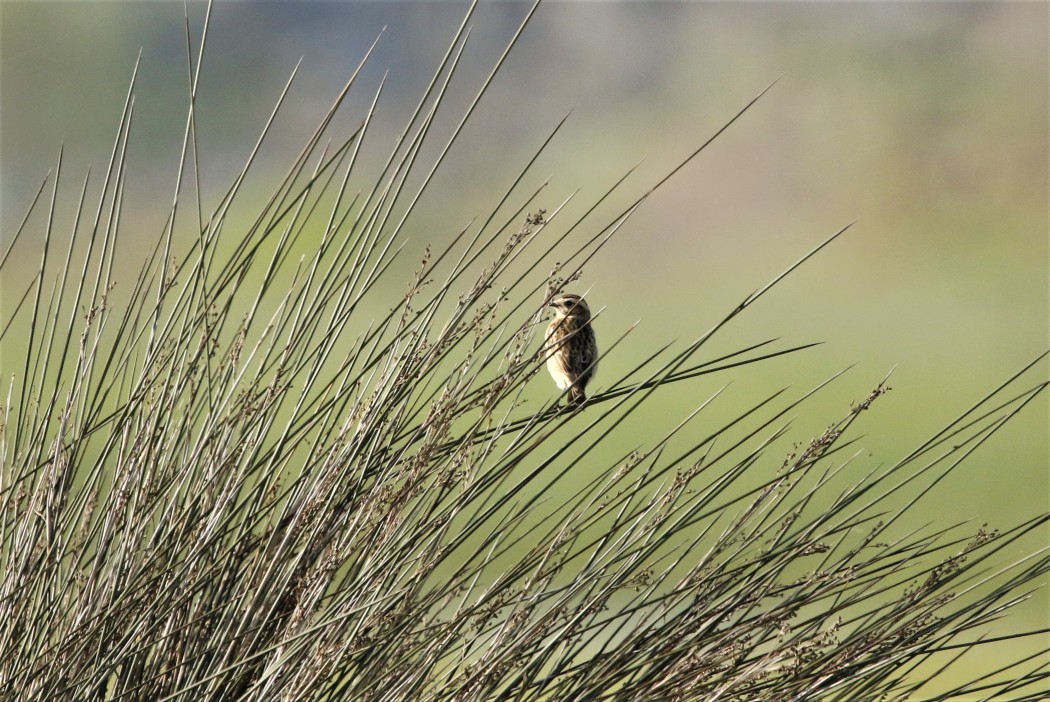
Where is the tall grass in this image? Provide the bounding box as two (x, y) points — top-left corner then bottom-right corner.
(1, 2), (1046, 700)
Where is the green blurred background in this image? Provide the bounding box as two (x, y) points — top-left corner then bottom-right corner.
(2, 0), (1047, 688)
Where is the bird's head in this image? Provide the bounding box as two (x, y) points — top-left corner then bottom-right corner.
(548, 293), (590, 321)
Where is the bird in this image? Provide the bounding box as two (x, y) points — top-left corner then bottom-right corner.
(544, 293), (597, 408)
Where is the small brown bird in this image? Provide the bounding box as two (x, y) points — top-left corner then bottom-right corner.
(545, 293), (597, 407)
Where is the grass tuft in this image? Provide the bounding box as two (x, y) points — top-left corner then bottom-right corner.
(1, 3), (1046, 700)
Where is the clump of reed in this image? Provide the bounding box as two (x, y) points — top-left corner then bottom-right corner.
(1, 3), (1046, 700)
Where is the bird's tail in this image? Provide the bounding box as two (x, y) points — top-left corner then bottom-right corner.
(568, 386), (587, 408)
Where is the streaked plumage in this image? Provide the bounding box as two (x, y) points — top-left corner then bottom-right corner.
(545, 293), (597, 407)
